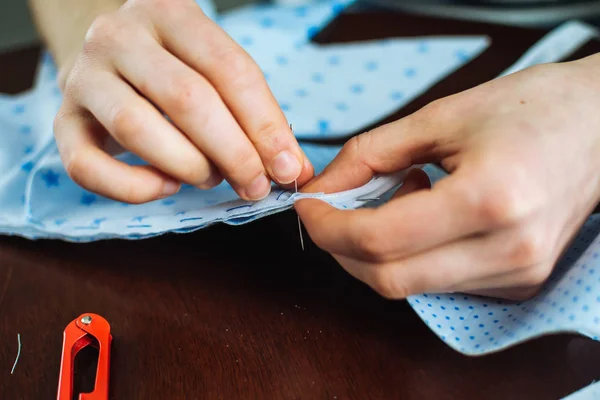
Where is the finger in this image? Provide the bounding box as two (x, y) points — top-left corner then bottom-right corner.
(302, 100), (464, 195)
(109, 32), (271, 200)
(331, 224), (547, 299)
(329, 233), (502, 299)
(69, 68), (224, 191)
(145, 0), (313, 185)
(296, 167), (491, 262)
(452, 258), (550, 297)
(54, 108), (181, 203)
(465, 286), (541, 301)
(390, 168), (431, 199)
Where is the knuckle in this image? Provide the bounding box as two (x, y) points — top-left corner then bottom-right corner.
(212, 47), (260, 84)
(352, 221), (388, 262)
(509, 229), (546, 267)
(163, 75), (204, 114)
(369, 268), (409, 300)
(110, 106), (145, 148)
(197, 173), (223, 190)
(253, 119), (281, 144)
(476, 187), (524, 227)
(179, 161), (215, 187)
(419, 98), (445, 118)
(64, 149), (90, 187)
(510, 264), (551, 292)
(85, 13), (123, 48)
(415, 98), (450, 123)
(222, 148), (262, 184)
(344, 135), (362, 157)
(342, 133), (371, 164)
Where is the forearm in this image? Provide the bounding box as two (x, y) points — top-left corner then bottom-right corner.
(28, 0), (124, 82)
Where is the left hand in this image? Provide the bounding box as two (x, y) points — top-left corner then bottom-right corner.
(295, 56), (600, 300)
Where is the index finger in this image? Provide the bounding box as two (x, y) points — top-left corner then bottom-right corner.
(144, 0), (313, 186)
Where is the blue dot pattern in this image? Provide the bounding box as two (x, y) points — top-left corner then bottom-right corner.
(405, 166), (600, 359)
(216, 0), (489, 138)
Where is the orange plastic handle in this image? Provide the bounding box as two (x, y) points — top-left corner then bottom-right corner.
(57, 313), (112, 400)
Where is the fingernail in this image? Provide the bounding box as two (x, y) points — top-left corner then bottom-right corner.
(271, 151), (302, 184)
(198, 172), (223, 189)
(245, 174), (271, 200)
(160, 179), (180, 198)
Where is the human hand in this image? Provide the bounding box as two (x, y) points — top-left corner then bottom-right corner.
(295, 56), (600, 300)
(53, 0), (313, 203)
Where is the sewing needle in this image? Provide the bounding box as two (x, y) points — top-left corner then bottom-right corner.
(295, 179), (305, 251)
(289, 122), (305, 251)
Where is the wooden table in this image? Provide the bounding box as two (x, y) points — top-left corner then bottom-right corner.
(2, 9), (600, 400)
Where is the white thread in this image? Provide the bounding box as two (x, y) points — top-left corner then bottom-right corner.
(11, 333), (21, 374)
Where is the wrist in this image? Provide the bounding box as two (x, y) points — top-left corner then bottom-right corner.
(28, 0), (124, 88)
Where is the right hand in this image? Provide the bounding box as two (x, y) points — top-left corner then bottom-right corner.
(54, 0), (313, 204)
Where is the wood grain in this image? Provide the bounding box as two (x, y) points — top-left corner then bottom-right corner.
(1, 9), (600, 400)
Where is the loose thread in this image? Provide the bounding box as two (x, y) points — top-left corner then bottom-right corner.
(295, 179), (305, 251)
(11, 333), (21, 374)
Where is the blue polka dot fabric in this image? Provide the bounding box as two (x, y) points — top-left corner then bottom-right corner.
(408, 166), (600, 360)
(217, 0), (489, 138)
(0, 0), (489, 241)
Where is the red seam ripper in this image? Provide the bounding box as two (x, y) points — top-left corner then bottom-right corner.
(57, 313), (112, 400)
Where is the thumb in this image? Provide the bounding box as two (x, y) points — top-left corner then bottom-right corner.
(301, 104), (461, 195)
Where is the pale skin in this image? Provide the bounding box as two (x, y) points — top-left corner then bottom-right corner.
(296, 56), (600, 300)
(28, 0), (314, 203)
(29, 0), (600, 300)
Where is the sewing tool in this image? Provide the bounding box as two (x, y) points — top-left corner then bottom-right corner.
(295, 179), (305, 251)
(57, 313), (112, 400)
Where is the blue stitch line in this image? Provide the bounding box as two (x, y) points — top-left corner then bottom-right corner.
(180, 217), (203, 223)
(277, 190), (291, 200)
(226, 204), (252, 213)
(127, 224), (152, 228)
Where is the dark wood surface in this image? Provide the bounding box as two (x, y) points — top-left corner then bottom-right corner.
(2, 9), (600, 400)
